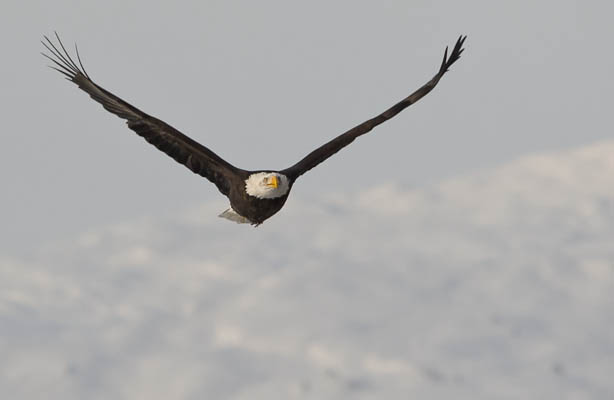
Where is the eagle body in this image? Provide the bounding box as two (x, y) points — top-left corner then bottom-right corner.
(223, 171), (292, 225)
(42, 34), (466, 225)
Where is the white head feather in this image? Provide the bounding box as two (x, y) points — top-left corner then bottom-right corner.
(245, 172), (290, 199)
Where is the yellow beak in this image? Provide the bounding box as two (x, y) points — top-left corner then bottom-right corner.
(268, 176), (279, 188)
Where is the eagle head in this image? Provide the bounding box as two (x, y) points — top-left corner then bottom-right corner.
(245, 172), (290, 199)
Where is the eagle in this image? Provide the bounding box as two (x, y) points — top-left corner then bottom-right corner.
(42, 33), (466, 225)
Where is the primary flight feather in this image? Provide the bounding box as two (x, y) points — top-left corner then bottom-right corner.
(42, 33), (466, 225)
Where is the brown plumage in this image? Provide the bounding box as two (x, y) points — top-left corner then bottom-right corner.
(42, 33), (466, 225)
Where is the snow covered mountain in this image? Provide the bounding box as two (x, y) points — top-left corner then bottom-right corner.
(2, 141), (614, 399)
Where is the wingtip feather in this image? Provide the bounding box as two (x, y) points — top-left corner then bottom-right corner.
(439, 34), (467, 74)
(41, 32), (91, 82)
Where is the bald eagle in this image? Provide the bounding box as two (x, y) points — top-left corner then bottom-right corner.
(42, 33), (466, 225)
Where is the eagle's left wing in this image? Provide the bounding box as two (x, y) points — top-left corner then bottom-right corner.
(42, 33), (246, 196)
(281, 35), (466, 180)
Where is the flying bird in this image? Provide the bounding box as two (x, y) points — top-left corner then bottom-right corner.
(42, 33), (466, 225)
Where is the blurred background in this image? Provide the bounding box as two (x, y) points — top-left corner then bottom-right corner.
(1, 1), (613, 398)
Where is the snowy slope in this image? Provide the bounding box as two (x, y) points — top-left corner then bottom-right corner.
(2, 141), (614, 399)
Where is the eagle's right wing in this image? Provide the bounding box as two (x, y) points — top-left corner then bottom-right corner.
(282, 35), (466, 181)
(42, 33), (245, 196)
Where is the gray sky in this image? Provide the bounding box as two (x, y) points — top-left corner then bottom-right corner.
(2, 0), (612, 254)
(3, 141), (614, 398)
(2, 2), (614, 398)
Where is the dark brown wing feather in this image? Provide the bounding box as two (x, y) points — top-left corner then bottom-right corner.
(282, 35), (466, 180)
(42, 33), (244, 196)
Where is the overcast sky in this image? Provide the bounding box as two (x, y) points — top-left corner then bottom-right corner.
(3, 140), (613, 399)
(2, 2), (614, 398)
(2, 0), (613, 253)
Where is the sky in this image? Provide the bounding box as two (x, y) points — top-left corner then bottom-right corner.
(1, 0), (612, 253)
(1, 1), (614, 398)
(2, 140), (614, 399)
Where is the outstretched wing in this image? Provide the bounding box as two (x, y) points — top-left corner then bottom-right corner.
(42, 33), (245, 196)
(282, 35), (466, 180)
